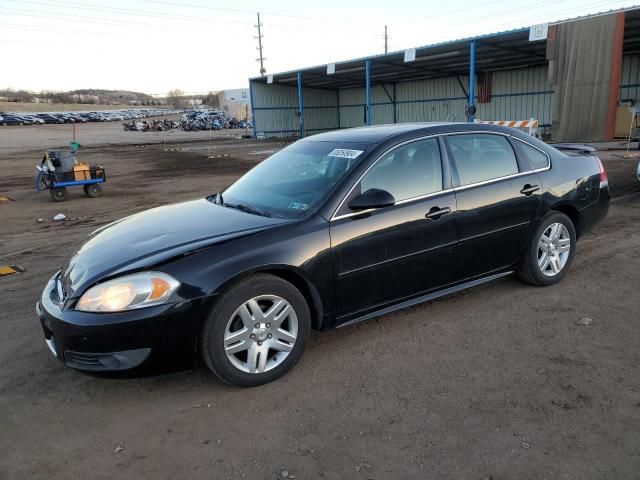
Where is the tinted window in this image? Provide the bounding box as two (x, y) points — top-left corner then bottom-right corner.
(517, 141), (549, 170)
(359, 138), (443, 202)
(446, 134), (519, 186)
(222, 141), (370, 218)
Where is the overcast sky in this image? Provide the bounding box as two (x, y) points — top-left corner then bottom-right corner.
(1, 0), (638, 95)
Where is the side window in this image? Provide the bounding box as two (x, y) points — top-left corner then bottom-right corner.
(446, 134), (519, 186)
(359, 138), (443, 202)
(517, 141), (550, 170)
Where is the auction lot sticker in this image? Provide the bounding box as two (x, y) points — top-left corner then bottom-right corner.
(328, 149), (364, 159)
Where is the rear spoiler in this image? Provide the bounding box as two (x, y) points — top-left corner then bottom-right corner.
(550, 143), (596, 155)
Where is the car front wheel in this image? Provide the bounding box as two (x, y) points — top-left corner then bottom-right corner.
(200, 274), (310, 387)
(517, 211), (576, 286)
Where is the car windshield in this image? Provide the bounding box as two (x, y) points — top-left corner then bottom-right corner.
(220, 140), (371, 219)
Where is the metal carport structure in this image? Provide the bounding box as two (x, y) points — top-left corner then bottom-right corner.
(249, 7), (640, 141)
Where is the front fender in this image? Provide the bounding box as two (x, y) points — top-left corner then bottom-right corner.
(158, 216), (335, 329)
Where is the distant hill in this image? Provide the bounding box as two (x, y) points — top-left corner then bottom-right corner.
(0, 88), (160, 105)
(67, 89), (154, 102)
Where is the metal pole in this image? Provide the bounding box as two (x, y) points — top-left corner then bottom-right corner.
(256, 13), (265, 76)
(392, 83), (397, 124)
(336, 89), (341, 129)
(365, 59), (371, 126)
(384, 25), (388, 54)
(467, 39), (476, 123)
(297, 71), (304, 137)
(249, 80), (257, 139)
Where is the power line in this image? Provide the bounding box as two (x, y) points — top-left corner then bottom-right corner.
(1, 1), (381, 34)
(0, 7), (255, 31)
(447, 0), (627, 31)
(0, 21), (111, 36)
(131, 0), (384, 27)
(403, 0), (509, 23)
(21, 0), (382, 28)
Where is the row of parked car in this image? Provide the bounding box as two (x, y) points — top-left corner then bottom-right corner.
(0, 108), (184, 126)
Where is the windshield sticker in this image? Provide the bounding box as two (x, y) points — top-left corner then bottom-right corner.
(288, 202), (309, 211)
(328, 148), (364, 159)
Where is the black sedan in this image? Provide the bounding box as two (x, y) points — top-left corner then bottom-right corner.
(37, 114), (66, 124)
(37, 123), (610, 386)
(1, 115), (31, 126)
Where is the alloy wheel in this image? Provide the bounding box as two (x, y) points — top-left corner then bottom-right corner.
(537, 222), (571, 277)
(223, 295), (298, 374)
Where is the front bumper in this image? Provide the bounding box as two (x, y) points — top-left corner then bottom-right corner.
(37, 275), (211, 372)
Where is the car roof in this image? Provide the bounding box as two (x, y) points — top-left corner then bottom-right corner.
(301, 122), (542, 146)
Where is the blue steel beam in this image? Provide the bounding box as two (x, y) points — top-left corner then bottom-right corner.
(467, 39), (476, 123)
(297, 72), (305, 137)
(365, 59), (371, 126)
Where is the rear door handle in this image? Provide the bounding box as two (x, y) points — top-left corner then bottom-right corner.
(425, 206), (451, 220)
(520, 184), (540, 196)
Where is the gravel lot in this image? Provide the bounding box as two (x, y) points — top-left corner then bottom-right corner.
(1, 122), (639, 480)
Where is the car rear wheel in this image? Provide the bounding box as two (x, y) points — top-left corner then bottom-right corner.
(517, 211), (576, 286)
(200, 274), (310, 387)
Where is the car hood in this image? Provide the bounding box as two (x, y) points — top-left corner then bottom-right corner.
(59, 198), (287, 297)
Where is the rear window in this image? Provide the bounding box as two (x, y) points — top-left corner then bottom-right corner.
(446, 134), (519, 186)
(516, 140), (550, 170)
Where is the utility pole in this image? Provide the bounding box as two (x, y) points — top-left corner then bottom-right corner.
(255, 12), (266, 76)
(384, 25), (388, 54)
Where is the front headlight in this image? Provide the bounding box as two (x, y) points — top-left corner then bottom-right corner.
(76, 272), (180, 312)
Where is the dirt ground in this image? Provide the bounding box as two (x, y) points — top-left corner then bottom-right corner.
(1, 122), (639, 480)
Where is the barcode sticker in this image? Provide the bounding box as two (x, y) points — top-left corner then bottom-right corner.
(328, 149), (363, 159)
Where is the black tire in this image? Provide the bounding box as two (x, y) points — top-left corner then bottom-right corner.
(50, 187), (67, 202)
(200, 274), (311, 387)
(83, 183), (103, 198)
(517, 211), (576, 286)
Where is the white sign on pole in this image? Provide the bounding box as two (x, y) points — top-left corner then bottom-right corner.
(404, 48), (416, 62)
(267, 75), (274, 84)
(529, 23), (548, 42)
(327, 63), (335, 75)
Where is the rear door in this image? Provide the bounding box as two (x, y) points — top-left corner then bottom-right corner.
(444, 133), (543, 280)
(330, 136), (458, 320)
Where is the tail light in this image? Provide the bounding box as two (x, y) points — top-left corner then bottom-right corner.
(595, 156), (608, 188)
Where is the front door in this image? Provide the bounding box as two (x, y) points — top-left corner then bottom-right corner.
(330, 137), (458, 321)
(444, 133), (543, 280)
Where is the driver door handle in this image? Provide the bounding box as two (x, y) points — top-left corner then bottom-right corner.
(520, 184), (540, 196)
(425, 206), (451, 220)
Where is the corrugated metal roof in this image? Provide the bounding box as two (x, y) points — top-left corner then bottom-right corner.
(250, 6), (640, 90)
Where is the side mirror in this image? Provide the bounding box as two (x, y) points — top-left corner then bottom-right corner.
(348, 188), (395, 211)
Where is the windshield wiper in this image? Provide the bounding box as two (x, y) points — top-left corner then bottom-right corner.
(224, 202), (272, 217)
